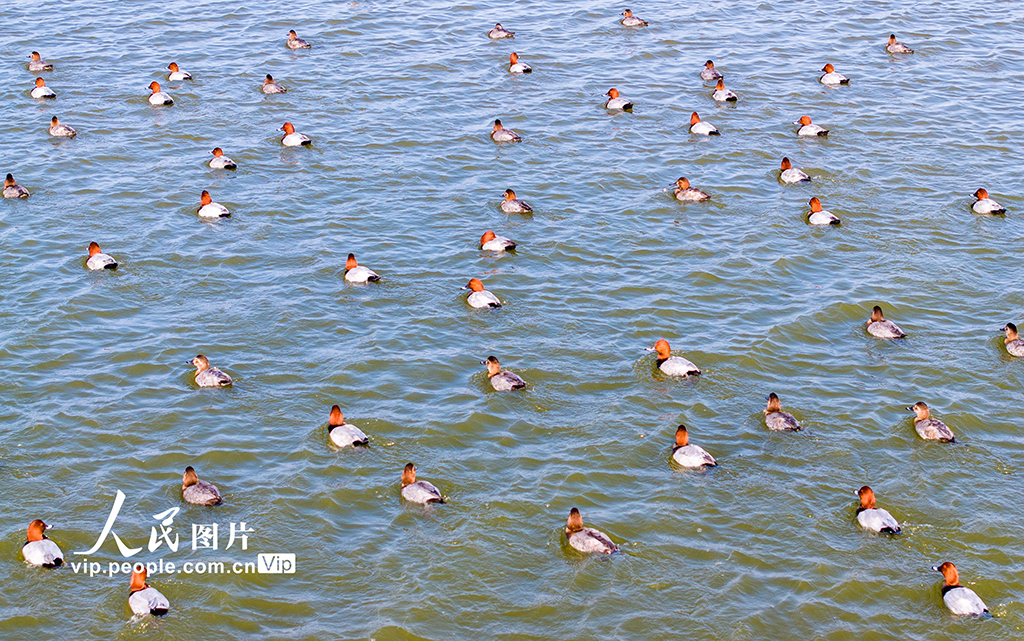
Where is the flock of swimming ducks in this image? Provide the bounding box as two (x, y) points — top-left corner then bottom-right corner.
(11, 9), (1015, 622)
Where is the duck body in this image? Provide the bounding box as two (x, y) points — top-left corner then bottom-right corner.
(856, 507), (901, 534)
(674, 187), (710, 202)
(887, 35), (913, 54)
(195, 367), (232, 387)
(481, 233), (516, 252)
(31, 85), (56, 99)
(22, 539), (63, 567)
(700, 64), (723, 81)
(489, 370), (525, 390)
(501, 197), (531, 213)
(620, 16), (647, 27)
(1006, 340), (1024, 357)
(798, 123), (828, 136)
(491, 126), (522, 143)
(3, 184), (30, 199)
(49, 122), (77, 137)
(198, 202), (230, 218)
(690, 121), (719, 136)
(287, 34), (311, 49)
(129, 587), (169, 616)
(942, 586), (988, 616)
(29, 59), (53, 72)
(468, 290), (502, 309)
(329, 422), (369, 448)
(149, 91), (172, 105)
(344, 266), (380, 283)
(168, 70), (192, 81)
(488, 24), (514, 39)
(183, 481), (222, 506)
(972, 198), (1005, 215)
(672, 444), (716, 468)
(713, 87), (737, 102)
(606, 96), (633, 111)
(765, 411), (801, 432)
(282, 132), (311, 147)
(209, 156), (236, 170)
(808, 209), (840, 225)
(915, 418), (954, 442)
(781, 168), (810, 183)
(567, 527), (619, 554)
(820, 72), (849, 85)
(87, 252), (117, 270)
(658, 355), (700, 376)
(509, 61), (532, 74)
(867, 319), (905, 339)
(263, 80), (286, 94)
(402, 480), (444, 504)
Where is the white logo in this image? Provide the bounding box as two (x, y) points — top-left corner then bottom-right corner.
(257, 553), (296, 574)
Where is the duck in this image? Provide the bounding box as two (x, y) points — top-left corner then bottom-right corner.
(491, 119), (522, 142)
(197, 190), (230, 218)
(22, 519), (63, 567)
(866, 305), (905, 338)
(1001, 323), (1024, 356)
(286, 30), (311, 49)
(779, 157), (810, 183)
(86, 242), (118, 270)
(764, 393), (801, 431)
(971, 189), (1005, 214)
(819, 63), (849, 85)
(671, 425), (717, 468)
(620, 9), (648, 27)
(565, 508), (619, 554)
(480, 230), (516, 251)
(167, 62), (192, 81)
(712, 79), (737, 102)
(327, 405), (369, 448)
(807, 197), (840, 226)
(856, 486), (901, 534)
(31, 77), (55, 99)
(344, 253), (380, 283)
(189, 355), (233, 387)
(280, 122), (311, 147)
(128, 567), (169, 617)
(689, 112), (719, 135)
(932, 563), (989, 616)
(700, 60), (723, 81)
(488, 23), (514, 39)
(28, 51), (53, 71)
(181, 466), (222, 505)
(209, 147), (237, 170)
(604, 88), (633, 111)
(887, 34), (914, 54)
(401, 463), (445, 504)
(3, 173), (30, 198)
(508, 52), (532, 74)
(262, 74), (287, 94)
(500, 188), (532, 213)
(907, 402), (955, 442)
(646, 339), (700, 376)
(49, 116), (76, 137)
(463, 278), (501, 308)
(482, 355), (526, 390)
(673, 177), (710, 202)
(796, 115), (828, 136)
(148, 81), (172, 105)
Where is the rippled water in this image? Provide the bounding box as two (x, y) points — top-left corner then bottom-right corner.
(2, 0), (1024, 638)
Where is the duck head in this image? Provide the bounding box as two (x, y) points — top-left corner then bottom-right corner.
(182, 466), (199, 490)
(645, 339), (671, 359)
(857, 486), (876, 509)
(401, 462), (416, 487)
(765, 393), (782, 413)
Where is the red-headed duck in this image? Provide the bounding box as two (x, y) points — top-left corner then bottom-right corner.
(286, 30), (311, 49)
(1000, 323), (1024, 356)
(605, 87), (633, 111)
(280, 122), (311, 147)
(491, 119), (522, 142)
(49, 116), (76, 137)
(508, 52), (532, 74)
(128, 567), (169, 616)
(189, 354), (232, 387)
(764, 393), (801, 431)
(209, 147), (237, 170)
(620, 9), (648, 27)
(197, 190), (230, 218)
(689, 111), (719, 135)
(3, 173), (30, 198)
(671, 425), (717, 468)
(182, 466), (222, 505)
(907, 402), (954, 442)
(327, 405), (369, 448)
(262, 74), (286, 94)
(796, 115), (828, 136)
(401, 463), (445, 504)
(148, 81), (172, 105)
(673, 177), (710, 202)
(29, 51), (53, 72)
(712, 79), (737, 102)
(971, 188), (1005, 214)
(31, 77), (55, 99)
(488, 23), (514, 39)
(463, 278), (501, 308)
(932, 562), (988, 616)
(807, 197), (840, 225)
(344, 253), (380, 283)
(866, 305), (905, 338)
(482, 355), (525, 390)
(779, 157), (810, 183)
(856, 486), (901, 534)
(167, 62), (192, 81)
(819, 63), (849, 85)
(887, 34), (913, 54)
(700, 60), (723, 81)
(646, 339), (700, 376)
(565, 508), (619, 554)
(481, 230), (516, 252)
(87, 242), (117, 270)
(501, 188), (531, 212)
(22, 519), (63, 567)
